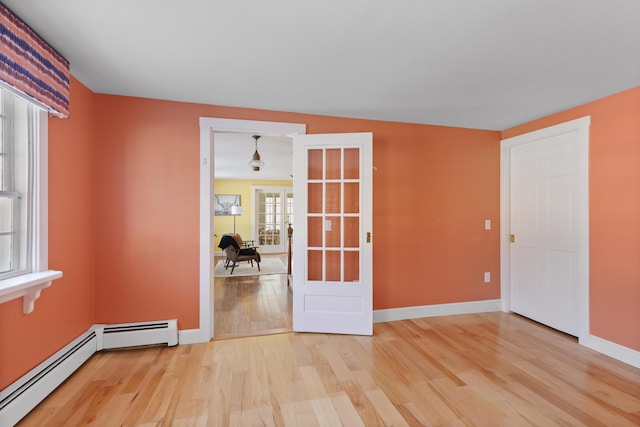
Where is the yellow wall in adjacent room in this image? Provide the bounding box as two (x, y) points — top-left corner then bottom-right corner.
(213, 179), (293, 250)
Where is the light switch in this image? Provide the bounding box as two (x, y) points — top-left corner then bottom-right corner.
(484, 219), (491, 230)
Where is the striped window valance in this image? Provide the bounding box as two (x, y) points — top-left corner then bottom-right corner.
(0, 3), (70, 118)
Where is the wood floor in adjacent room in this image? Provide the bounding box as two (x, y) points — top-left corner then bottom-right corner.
(18, 312), (640, 426)
(213, 254), (293, 339)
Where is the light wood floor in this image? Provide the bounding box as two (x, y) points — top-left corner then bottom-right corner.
(213, 254), (292, 339)
(18, 312), (640, 426)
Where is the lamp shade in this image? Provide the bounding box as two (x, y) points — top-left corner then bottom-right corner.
(249, 135), (265, 171)
(231, 205), (244, 215)
(249, 150), (264, 171)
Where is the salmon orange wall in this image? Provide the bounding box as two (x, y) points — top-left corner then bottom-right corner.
(94, 94), (501, 330)
(213, 179), (293, 248)
(0, 77), (96, 389)
(503, 86), (640, 352)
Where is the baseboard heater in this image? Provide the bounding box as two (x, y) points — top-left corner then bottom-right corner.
(97, 319), (178, 350)
(0, 319), (178, 427)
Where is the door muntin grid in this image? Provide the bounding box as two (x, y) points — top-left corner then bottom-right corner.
(306, 147), (360, 282)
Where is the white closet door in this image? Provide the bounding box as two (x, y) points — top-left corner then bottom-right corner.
(507, 119), (589, 337)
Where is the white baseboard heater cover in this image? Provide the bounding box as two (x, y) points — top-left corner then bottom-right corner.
(0, 329), (98, 427)
(0, 319), (178, 427)
(97, 319), (178, 350)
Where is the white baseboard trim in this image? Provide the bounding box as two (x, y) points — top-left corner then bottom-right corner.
(373, 299), (502, 323)
(587, 335), (640, 369)
(178, 328), (208, 345)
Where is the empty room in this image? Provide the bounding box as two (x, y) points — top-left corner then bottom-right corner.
(1, 1), (639, 425)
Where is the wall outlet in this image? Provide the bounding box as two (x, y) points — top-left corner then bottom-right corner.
(484, 272), (491, 283)
(485, 219), (491, 230)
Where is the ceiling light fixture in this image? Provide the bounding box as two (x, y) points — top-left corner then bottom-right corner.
(249, 134), (265, 171)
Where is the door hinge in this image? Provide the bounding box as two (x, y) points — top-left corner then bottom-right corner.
(509, 234), (515, 243)
(366, 232), (371, 243)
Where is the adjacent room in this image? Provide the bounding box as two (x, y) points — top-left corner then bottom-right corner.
(212, 132), (294, 339)
(1, 1), (639, 425)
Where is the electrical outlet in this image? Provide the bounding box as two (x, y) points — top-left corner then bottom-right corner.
(485, 219), (491, 230)
(484, 272), (491, 283)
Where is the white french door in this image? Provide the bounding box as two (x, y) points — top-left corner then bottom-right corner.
(292, 132), (373, 335)
(502, 117), (589, 340)
(252, 186), (293, 253)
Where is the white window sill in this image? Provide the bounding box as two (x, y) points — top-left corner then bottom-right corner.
(0, 270), (63, 314)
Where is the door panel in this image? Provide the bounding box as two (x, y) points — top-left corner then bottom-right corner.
(293, 132), (373, 335)
(509, 129), (584, 336)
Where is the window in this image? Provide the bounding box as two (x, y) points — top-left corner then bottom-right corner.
(0, 88), (34, 280)
(0, 85), (61, 313)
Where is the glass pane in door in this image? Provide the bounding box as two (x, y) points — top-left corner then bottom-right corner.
(344, 250), (359, 282)
(307, 217), (322, 247)
(325, 183), (341, 214)
(325, 250), (341, 282)
(325, 216), (341, 247)
(305, 146), (361, 284)
(344, 183), (359, 214)
(308, 250), (322, 281)
(308, 149), (323, 180)
(344, 217), (359, 248)
(344, 148), (360, 179)
(308, 183), (323, 214)
(326, 149), (342, 179)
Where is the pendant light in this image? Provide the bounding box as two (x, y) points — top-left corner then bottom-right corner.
(249, 134), (265, 171)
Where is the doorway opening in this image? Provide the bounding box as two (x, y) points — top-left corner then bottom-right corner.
(199, 118), (306, 342)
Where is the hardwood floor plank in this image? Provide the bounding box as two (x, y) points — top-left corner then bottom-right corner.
(280, 399), (321, 427)
(330, 393), (366, 427)
(404, 380), (468, 426)
(340, 376), (387, 425)
(364, 388), (410, 427)
(229, 404), (274, 427)
(309, 397), (343, 427)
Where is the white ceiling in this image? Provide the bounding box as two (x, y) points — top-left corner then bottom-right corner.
(214, 133), (293, 181)
(3, 1), (640, 144)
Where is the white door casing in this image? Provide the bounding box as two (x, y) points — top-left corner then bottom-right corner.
(198, 118), (306, 342)
(500, 116), (590, 344)
(292, 132), (373, 335)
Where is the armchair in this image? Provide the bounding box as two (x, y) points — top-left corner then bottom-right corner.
(218, 234), (261, 274)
